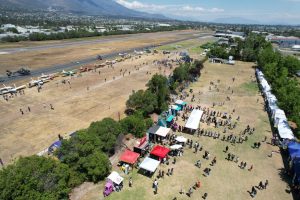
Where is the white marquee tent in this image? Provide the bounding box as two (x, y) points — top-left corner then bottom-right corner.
(277, 120), (294, 140)
(107, 171), (124, 185)
(185, 109), (204, 130)
(155, 127), (171, 137)
(176, 136), (187, 143)
(139, 157), (160, 173)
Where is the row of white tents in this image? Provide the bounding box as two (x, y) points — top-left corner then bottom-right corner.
(256, 69), (294, 140)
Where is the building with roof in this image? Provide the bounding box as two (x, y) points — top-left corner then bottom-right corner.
(268, 36), (300, 48)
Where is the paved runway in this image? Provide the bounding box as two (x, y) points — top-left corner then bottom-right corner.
(1, 33), (212, 83)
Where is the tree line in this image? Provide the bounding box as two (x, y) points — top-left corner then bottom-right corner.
(258, 46), (300, 138)
(1, 26), (188, 43)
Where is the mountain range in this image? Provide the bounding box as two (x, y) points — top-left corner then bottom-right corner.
(0, 0), (167, 19)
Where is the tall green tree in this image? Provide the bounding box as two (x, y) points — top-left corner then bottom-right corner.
(0, 156), (82, 200)
(146, 74), (170, 112)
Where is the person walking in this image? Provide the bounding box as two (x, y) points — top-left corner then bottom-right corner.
(20, 108), (24, 115)
(129, 177), (133, 187)
(248, 165), (253, 171)
(0, 158), (4, 167)
(264, 180), (269, 189)
(28, 106), (31, 112)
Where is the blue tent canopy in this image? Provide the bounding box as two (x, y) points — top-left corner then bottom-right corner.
(166, 115), (174, 123)
(158, 119), (167, 127)
(288, 141), (300, 158)
(48, 140), (62, 153)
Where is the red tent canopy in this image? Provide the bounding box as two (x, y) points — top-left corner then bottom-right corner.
(150, 145), (170, 160)
(119, 150), (140, 164)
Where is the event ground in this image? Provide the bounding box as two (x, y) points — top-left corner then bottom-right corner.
(75, 61), (293, 200)
(0, 37), (212, 165)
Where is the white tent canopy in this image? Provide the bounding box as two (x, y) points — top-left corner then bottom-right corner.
(277, 120), (294, 139)
(272, 109), (287, 121)
(260, 79), (271, 93)
(107, 171), (124, 185)
(176, 136), (187, 143)
(139, 157), (160, 173)
(155, 127), (171, 137)
(170, 144), (183, 150)
(175, 100), (186, 105)
(185, 109), (203, 130)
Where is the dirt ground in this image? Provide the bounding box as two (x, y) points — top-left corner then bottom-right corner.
(91, 61), (292, 200)
(0, 30), (205, 74)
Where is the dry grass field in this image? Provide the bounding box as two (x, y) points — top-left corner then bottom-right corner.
(0, 30), (204, 74)
(96, 61), (293, 200)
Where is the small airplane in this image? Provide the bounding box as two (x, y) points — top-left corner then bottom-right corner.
(39, 73), (57, 80)
(0, 84), (26, 95)
(28, 78), (44, 88)
(134, 50), (144, 55)
(0, 84), (13, 93)
(119, 53), (127, 57)
(61, 70), (76, 77)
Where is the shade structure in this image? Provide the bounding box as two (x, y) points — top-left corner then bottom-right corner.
(175, 136), (187, 143)
(185, 109), (203, 130)
(139, 157), (160, 173)
(273, 109), (287, 121)
(150, 145), (170, 159)
(48, 140), (62, 153)
(288, 141), (300, 158)
(166, 115), (174, 122)
(170, 144), (183, 150)
(107, 171), (124, 185)
(170, 105), (181, 111)
(175, 100), (187, 106)
(155, 127), (171, 137)
(119, 149), (140, 164)
(147, 125), (160, 134)
(277, 120), (294, 140)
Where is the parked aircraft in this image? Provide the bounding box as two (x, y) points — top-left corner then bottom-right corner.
(0, 84), (26, 95)
(134, 50), (144, 55)
(61, 70), (76, 77)
(28, 78), (44, 88)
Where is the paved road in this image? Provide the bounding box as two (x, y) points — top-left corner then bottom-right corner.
(2, 34), (212, 84)
(0, 31), (201, 54)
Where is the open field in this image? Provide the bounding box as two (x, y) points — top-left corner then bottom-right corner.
(79, 61), (292, 200)
(0, 36), (213, 165)
(0, 30), (209, 75)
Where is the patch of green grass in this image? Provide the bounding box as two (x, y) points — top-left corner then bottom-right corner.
(189, 46), (203, 54)
(157, 40), (197, 51)
(239, 82), (259, 95)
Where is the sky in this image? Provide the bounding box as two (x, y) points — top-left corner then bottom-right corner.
(115, 0), (300, 25)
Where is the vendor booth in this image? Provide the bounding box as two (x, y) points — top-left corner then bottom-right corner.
(176, 136), (187, 144)
(139, 157), (160, 175)
(133, 136), (149, 156)
(147, 126), (171, 143)
(185, 109), (203, 130)
(150, 145), (170, 161)
(175, 100), (187, 110)
(277, 120), (294, 140)
(119, 150), (140, 174)
(104, 171), (124, 196)
(119, 149), (140, 165)
(170, 105), (181, 115)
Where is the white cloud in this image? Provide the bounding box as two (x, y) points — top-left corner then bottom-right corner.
(116, 0), (166, 11)
(116, 0), (224, 14)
